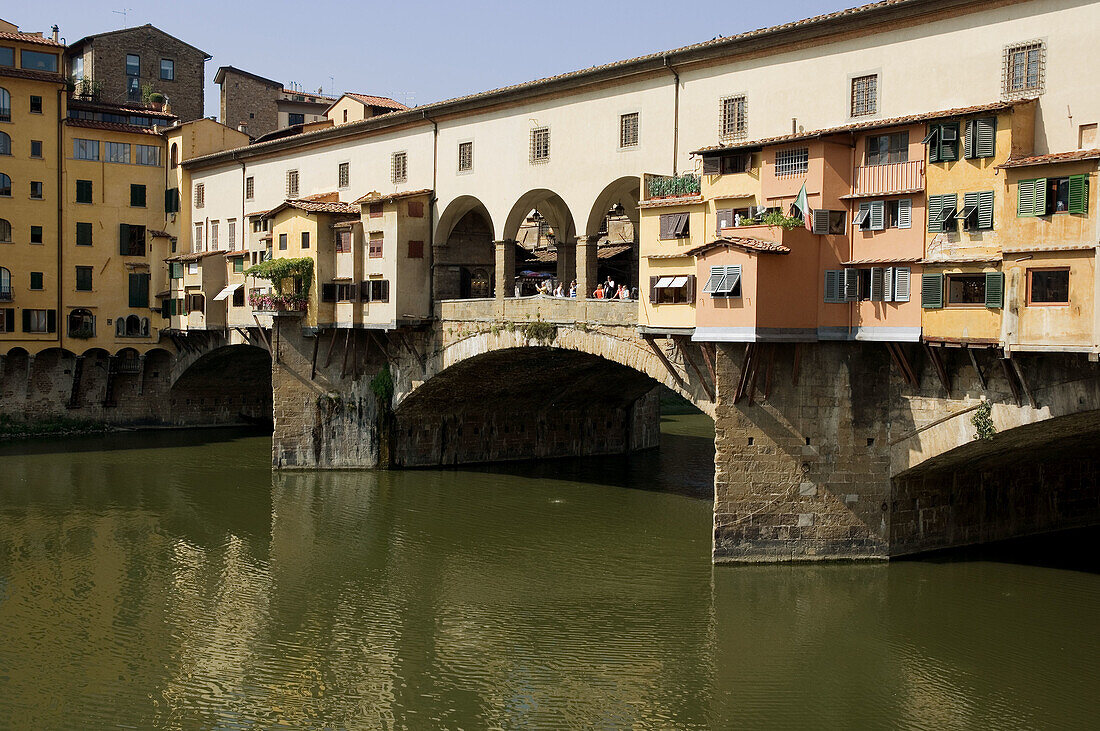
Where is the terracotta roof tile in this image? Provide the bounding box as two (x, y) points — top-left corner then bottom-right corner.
(165, 251), (224, 262)
(687, 237), (791, 256)
(263, 198), (360, 217)
(148, 229), (172, 238)
(353, 188), (433, 205)
(223, 249), (250, 257)
(64, 119), (163, 136)
(67, 99), (177, 119)
(0, 30), (64, 47)
(842, 256), (922, 265)
(0, 65), (65, 83)
(345, 93), (409, 111)
(997, 149), (1100, 169)
(692, 100), (1027, 155)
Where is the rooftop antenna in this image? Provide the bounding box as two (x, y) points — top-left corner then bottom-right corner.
(112, 8), (133, 27)
(329, 76), (334, 97)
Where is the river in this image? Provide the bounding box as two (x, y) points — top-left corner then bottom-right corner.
(0, 415), (1098, 729)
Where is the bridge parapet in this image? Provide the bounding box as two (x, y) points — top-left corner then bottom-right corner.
(436, 296), (636, 327)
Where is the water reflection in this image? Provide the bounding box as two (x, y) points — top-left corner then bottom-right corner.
(0, 418), (1098, 729)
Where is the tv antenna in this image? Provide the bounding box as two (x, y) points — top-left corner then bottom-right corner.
(113, 8), (133, 27)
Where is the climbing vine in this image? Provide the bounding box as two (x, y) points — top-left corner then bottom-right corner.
(244, 257), (314, 297)
(521, 320), (557, 343)
(971, 400), (996, 441)
(370, 365), (394, 408)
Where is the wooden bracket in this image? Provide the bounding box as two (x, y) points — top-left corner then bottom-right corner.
(886, 342), (919, 387)
(674, 336), (714, 402)
(1010, 357), (1037, 407)
(643, 335), (687, 389)
(923, 343), (950, 394)
(369, 330), (394, 363)
(967, 347), (987, 391)
(310, 334), (320, 380)
(323, 327), (339, 367)
(999, 357), (1023, 406)
(397, 330), (425, 373)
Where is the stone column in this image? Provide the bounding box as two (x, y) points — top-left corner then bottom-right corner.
(575, 235), (599, 300)
(494, 240), (516, 300)
(556, 240), (576, 287)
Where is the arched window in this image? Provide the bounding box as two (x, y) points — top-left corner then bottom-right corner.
(0, 173), (10, 197)
(0, 131), (9, 156)
(170, 143), (178, 168)
(0, 88), (10, 123)
(0, 266), (11, 300)
(68, 309), (95, 338)
(126, 315), (142, 337)
(140, 317), (150, 337)
(116, 317), (126, 337)
(0, 218), (10, 243)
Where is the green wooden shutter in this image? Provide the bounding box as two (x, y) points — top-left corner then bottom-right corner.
(1068, 174), (1089, 214)
(870, 200), (885, 231)
(921, 272), (943, 309)
(925, 126), (940, 163)
(939, 123), (959, 162)
(128, 273), (140, 307)
(843, 269), (859, 302)
(1034, 177), (1047, 216)
(119, 223), (130, 255)
(927, 194), (943, 233)
(963, 191), (980, 229)
(978, 191), (995, 230)
(46, 309), (56, 333)
(897, 199), (912, 229)
(1018, 179), (1035, 216)
(4, 308), (13, 333)
(76, 222), (92, 246)
(985, 272), (1004, 308)
(894, 268), (912, 302)
(824, 270), (840, 303)
(975, 117), (996, 158)
(963, 120), (975, 159)
(21, 309), (30, 332)
(870, 267), (885, 301)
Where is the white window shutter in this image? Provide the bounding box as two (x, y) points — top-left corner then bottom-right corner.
(870, 200), (886, 231)
(725, 265), (742, 295)
(894, 267), (911, 302)
(883, 267), (895, 301)
(870, 267), (885, 301)
(897, 199), (912, 229)
(844, 268), (860, 301)
(812, 208), (830, 235)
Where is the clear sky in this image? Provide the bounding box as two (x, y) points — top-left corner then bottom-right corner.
(18, 0), (851, 116)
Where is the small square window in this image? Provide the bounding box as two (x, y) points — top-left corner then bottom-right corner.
(1004, 41), (1045, 98)
(76, 179), (92, 203)
(408, 240), (424, 258)
(130, 184), (146, 208)
(30, 272), (44, 289)
(408, 201), (424, 218)
(75, 266), (93, 291)
(719, 95), (747, 141)
(301, 231), (310, 249)
(30, 225), (43, 243)
(620, 112), (639, 148)
(193, 183), (204, 208)
(391, 152), (408, 184)
(458, 141), (473, 172)
(286, 170), (299, 198)
(338, 162), (349, 189)
(30, 140), (42, 158)
(29, 95), (42, 114)
(851, 75), (877, 117)
(76, 222), (92, 246)
(279, 233), (288, 250)
(369, 234), (383, 258)
(1028, 268), (1069, 304)
(530, 128), (550, 163)
(30, 181), (43, 199)
(160, 58), (174, 81)
(245, 176), (254, 200)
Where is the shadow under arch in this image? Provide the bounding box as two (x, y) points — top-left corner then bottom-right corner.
(170, 343), (273, 426)
(502, 188), (576, 244)
(435, 195), (496, 245)
(585, 175), (641, 237)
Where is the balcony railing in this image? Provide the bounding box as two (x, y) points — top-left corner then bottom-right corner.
(643, 173), (701, 201)
(853, 160), (925, 197)
(0, 291), (12, 302)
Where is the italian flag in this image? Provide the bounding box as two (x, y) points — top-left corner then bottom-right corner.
(790, 181), (812, 230)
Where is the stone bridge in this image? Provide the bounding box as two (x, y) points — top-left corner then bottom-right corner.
(262, 299), (1100, 564)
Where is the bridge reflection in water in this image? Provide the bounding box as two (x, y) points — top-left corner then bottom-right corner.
(1, 423), (1099, 728)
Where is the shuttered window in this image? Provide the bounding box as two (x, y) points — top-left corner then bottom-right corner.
(824, 270), (843, 303)
(965, 117), (997, 159)
(1017, 178), (1044, 217)
(119, 224), (146, 256)
(927, 194), (958, 233)
(75, 266), (92, 291)
(286, 170), (299, 198)
(76, 222), (93, 246)
(1068, 174), (1090, 214)
(843, 268), (860, 302)
(703, 265), (741, 297)
(869, 200), (885, 231)
(870, 267), (885, 301)
(921, 272), (943, 309)
(812, 209), (831, 235)
(894, 198), (912, 229)
(128, 272), (149, 308)
(893, 267), (911, 302)
(924, 123), (959, 163)
(369, 234), (383, 258)
(659, 213), (689, 240)
(716, 208), (734, 233)
(985, 272), (1004, 308)
(76, 179), (93, 204)
(165, 187), (180, 213)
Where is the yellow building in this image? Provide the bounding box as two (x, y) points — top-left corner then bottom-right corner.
(637, 174), (705, 335)
(0, 23), (66, 352)
(919, 100), (1036, 346)
(998, 149), (1098, 354)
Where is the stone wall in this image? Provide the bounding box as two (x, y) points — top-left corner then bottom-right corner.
(219, 69), (280, 138)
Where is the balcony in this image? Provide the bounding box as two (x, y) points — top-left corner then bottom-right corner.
(852, 160), (925, 198)
(643, 173), (701, 202)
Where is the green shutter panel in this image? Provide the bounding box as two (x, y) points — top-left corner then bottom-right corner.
(4, 308), (13, 332)
(1034, 177), (1047, 216)
(46, 309), (56, 333)
(870, 267), (885, 301)
(824, 270), (839, 303)
(975, 117), (996, 158)
(940, 124), (959, 162)
(963, 191), (980, 229)
(895, 268), (912, 302)
(139, 274), (149, 307)
(921, 273), (943, 309)
(926, 126), (940, 163)
(21, 309), (30, 332)
(843, 269), (859, 302)
(927, 194), (943, 233)
(978, 191), (995, 230)
(1018, 179), (1035, 217)
(119, 223), (130, 255)
(985, 272), (1004, 308)
(1068, 174), (1089, 214)
(963, 120), (975, 159)
(129, 273), (139, 307)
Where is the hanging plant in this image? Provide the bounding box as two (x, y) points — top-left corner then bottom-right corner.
(245, 257), (314, 297)
(971, 400), (996, 441)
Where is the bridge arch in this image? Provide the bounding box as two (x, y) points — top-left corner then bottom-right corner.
(502, 188), (576, 244)
(170, 343), (273, 425)
(584, 175), (641, 238)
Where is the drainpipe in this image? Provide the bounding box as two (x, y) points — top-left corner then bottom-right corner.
(1093, 161), (1100, 359)
(848, 133), (856, 339)
(423, 110), (439, 310)
(664, 56), (680, 175)
(55, 86), (63, 345)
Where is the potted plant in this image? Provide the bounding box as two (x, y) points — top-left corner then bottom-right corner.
(149, 92), (165, 111)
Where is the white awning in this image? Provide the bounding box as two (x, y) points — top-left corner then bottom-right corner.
(669, 276), (689, 288)
(655, 277), (675, 288)
(212, 283), (242, 301)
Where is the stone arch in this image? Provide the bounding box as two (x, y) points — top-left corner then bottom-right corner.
(396, 327), (714, 417)
(584, 176), (641, 237)
(434, 195), (496, 300)
(502, 189), (576, 244)
(170, 343), (273, 425)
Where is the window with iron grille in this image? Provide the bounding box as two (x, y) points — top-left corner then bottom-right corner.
(530, 127), (550, 164)
(458, 141), (473, 172)
(194, 183), (204, 208)
(620, 112), (639, 148)
(245, 176), (254, 200)
(391, 152), (407, 184)
(774, 147), (809, 177)
(1004, 41), (1045, 98)
(369, 233), (383, 258)
(719, 95), (747, 141)
(286, 169), (299, 198)
(850, 75), (877, 117)
(338, 162), (349, 189)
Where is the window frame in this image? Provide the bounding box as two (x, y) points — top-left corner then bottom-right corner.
(945, 273), (988, 307)
(1003, 40), (1045, 98)
(850, 74), (878, 117)
(1026, 266), (1070, 306)
(529, 127), (550, 164)
(75, 265), (93, 292)
(458, 140), (474, 173)
(160, 58), (174, 81)
(619, 111), (639, 148)
(719, 94), (747, 141)
(774, 147), (809, 178)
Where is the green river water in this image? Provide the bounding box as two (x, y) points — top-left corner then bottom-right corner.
(1, 415), (1098, 729)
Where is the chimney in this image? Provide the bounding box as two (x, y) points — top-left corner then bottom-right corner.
(51, 25), (59, 43)
(237, 123), (248, 133)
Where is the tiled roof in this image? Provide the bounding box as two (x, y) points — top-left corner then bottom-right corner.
(148, 229), (172, 238)
(1002, 243), (1096, 254)
(345, 93), (409, 111)
(922, 256), (1002, 265)
(687, 237), (791, 256)
(64, 119), (163, 135)
(264, 198), (360, 217)
(0, 65), (65, 83)
(691, 100), (1026, 155)
(637, 195), (704, 209)
(839, 187), (925, 200)
(353, 188), (434, 204)
(187, 0), (966, 169)
(997, 149), (1100, 169)
(0, 30), (64, 47)
(67, 99), (177, 118)
(281, 89), (338, 102)
(165, 251), (224, 262)
(69, 24), (211, 59)
(526, 243), (633, 263)
(223, 249), (250, 257)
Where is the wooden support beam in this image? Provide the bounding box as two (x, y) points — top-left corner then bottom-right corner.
(699, 342), (717, 389)
(734, 343), (757, 403)
(369, 330), (394, 362)
(747, 344), (765, 406)
(886, 343), (919, 387)
(967, 347), (987, 391)
(675, 336), (714, 402)
(323, 327), (339, 368)
(1010, 357), (1037, 407)
(310, 334), (320, 380)
(251, 315), (271, 352)
(643, 335), (687, 389)
(1000, 357), (1023, 407)
(762, 344), (776, 400)
(397, 331), (425, 373)
(923, 343), (951, 394)
(340, 328), (352, 379)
